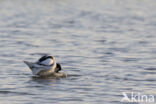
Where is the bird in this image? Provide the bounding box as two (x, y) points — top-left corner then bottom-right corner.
(24, 55), (66, 77)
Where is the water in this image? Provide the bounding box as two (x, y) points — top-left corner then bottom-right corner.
(0, 0), (156, 104)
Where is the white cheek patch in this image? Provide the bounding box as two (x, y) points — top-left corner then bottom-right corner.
(40, 58), (54, 65)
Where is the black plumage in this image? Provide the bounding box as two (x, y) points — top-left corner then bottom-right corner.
(38, 55), (53, 62)
(55, 63), (62, 72)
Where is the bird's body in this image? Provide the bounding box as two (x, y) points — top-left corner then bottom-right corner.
(24, 55), (66, 77)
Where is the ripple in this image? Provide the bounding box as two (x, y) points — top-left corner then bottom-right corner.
(0, 90), (11, 94)
(122, 58), (140, 62)
(144, 68), (156, 70)
(0, 90), (35, 95)
(15, 41), (39, 47)
(30, 53), (50, 56)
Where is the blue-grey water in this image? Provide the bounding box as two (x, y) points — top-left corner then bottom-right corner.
(0, 0), (156, 104)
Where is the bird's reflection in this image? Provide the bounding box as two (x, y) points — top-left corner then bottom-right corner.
(29, 74), (81, 87)
(30, 75), (65, 86)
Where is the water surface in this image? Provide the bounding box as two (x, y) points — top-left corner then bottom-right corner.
(0, 0), (156, 104)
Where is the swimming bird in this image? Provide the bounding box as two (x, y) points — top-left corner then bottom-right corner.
(24, 55), (66, 77)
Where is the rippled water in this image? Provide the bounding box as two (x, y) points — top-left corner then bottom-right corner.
(0, 0), (156, 104)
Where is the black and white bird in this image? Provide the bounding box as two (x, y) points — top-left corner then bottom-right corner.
(24, 55), (66, 77)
